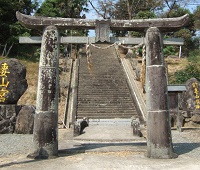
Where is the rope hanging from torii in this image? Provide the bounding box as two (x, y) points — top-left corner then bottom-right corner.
(86, 43), (146, 87)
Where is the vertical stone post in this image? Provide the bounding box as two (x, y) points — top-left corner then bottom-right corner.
(145, 27), (177, 159)
(29, 26), (59, 159)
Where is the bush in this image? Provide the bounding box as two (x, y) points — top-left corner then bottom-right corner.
(163, 46), (176, 57)
(188, 49), (200, 65)
(173, 64), (200, 84)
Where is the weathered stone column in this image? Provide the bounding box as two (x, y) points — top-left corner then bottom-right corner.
(29, 26), (59, 159)
(145, 27), (177, 159)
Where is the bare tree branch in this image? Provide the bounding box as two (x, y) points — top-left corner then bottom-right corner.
(88, 0), (105, 18)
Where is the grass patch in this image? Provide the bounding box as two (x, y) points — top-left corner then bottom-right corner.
(18, 59), (39, 105)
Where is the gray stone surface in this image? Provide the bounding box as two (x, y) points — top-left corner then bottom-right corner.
(15, 105), (35, 134)
(0, 105), (21, 134)
(33, 25), (59, 158)
(0, 124), (200, 170)
(179, 78), (200, 127)
(77, 44), (137, 119)
(182, 78), (200, 111)
(0, 58), (28, 104)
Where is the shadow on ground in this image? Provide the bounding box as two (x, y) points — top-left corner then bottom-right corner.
(59, 142), (145, 156)
(173, 142), (200, 155)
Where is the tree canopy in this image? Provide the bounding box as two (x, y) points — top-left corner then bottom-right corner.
(0, 0), (200, 57)
(89, 0), (200, 55)
(36, 0), (88, 18)
(0, 0), (38, 56)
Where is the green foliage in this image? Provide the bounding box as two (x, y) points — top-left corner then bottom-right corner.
(0, 0), (38, 56)
(188, 49), (200, 65)
(36, 0), (88, 18)
(170, 49), (200, 84)
(163, 46), (176, 57)
(172, 64), (200, 84)
(135, 10), (156, 19)
(36, 0), (61, 17)
(160, 5), (196, 57)
(193, 6), (200, 29)
(191, 37), (200, 49)
(36, 0), (89, 36)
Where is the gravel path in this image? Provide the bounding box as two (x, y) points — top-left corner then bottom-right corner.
(0, 129), (200, 157)
(0, 134), (34, 157)
(172, 129), (200, 158)
(0, 128), (200, 170)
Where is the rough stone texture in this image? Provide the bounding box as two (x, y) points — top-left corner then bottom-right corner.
(15, 105), (35, 134)
(182, 78), (200, 111)
(30, 25), (59, 159)
(179, 78), (200, 127)
(146, 27), (176, 159)
(95, 20), (110, 42)
(77, 44), (137, 119)
(16, 11), (189, 32)
(0, 58), (28, 104)
(190, 114), (200, 123)
(125, 49), (135, 58)
(0, 105), (21, 133)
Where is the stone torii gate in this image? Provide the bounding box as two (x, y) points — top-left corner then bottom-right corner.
(16, 11), (189, 159)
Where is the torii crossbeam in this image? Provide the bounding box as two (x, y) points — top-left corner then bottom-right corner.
(16, 11), (189, 159)
(16, 11), (189, 32)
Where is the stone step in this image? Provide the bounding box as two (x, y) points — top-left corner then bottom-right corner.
(79, 78), (128, 82)
(77, 112), (137, 116)
(77, 103), (134, 106)
(78, 89), (130, 92)
(77, 109), (136, 112)
(77, 103), (134, 107)
(78, 95), (133, 99)
(77, 100), (134, 103)
(78, 87), (129, 90)
(76, 44), (137, 119)
(77, 99), (135, 103)
(76, 114), (136, 119)
(77, 106), (136, 110)
(78, 99), (135, 103)
(78, 92), (131, 95)
(77, 99), (133, 103)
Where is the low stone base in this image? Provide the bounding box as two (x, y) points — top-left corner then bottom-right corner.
(0, 105), (22, 134)
(15, 105), (35, 134)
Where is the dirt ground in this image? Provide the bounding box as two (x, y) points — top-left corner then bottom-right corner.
(0, 128), (200, 170)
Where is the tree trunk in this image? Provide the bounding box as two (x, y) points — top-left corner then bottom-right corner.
(145, 27), (177, 159)
(1, 43), (7, 56)
(5, 43), (14, 57)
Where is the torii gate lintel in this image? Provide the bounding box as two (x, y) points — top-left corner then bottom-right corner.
(16, 11), (189, 32)
(16, 11), (189, 160)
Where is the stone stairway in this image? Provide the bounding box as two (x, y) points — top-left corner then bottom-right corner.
(76, 44), (138, 120)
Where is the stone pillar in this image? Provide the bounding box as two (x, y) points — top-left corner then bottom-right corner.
(145, 27), (177, 159)
(29, 26), (59, 159)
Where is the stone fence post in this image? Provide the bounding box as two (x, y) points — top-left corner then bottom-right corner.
(145, 27), (177, 159)
(29, 26), (59, 159)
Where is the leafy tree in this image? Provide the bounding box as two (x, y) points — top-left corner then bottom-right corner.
(35, 0), (89, 56)
(193, 6), (200, 29)
(36, 0), (89, 36)
(0, 0), (38, 57)
(169, 49), (200, 84)
(36, 0), (61, 17)
(36, 0), (88, 18)
(171, 64), (200, 84)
